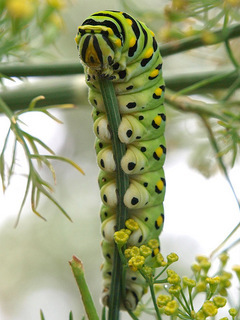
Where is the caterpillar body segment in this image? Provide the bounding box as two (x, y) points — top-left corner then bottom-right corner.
(76, 10), (166, 311)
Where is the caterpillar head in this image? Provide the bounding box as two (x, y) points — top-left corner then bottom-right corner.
(75, 25), (122, 77)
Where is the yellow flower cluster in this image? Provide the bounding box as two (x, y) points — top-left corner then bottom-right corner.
(154, 252), (239, 319)
(6, 0), (35, 19)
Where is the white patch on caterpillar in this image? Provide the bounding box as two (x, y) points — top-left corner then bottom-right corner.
(94, 116), (111, 142)
(118, 115), (146, 144)
(100, 181), (117, 207)
(121, 145), (147, 174)
(97, 147), (116, 172)
(101, 216), (116, 243)
(124, 180), (149, 209)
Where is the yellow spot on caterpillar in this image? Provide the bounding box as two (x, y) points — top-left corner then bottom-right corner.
(154, 87), (162, 96)
(144, 47), (154, 59)
(156, 180), (164, 191)
(85, 41), (101, 66)
(74, 35), (80, 44)
(154, 115), (162, 126)
(155, 147), (163, 158)
(107, 28), (114, 36)
(129, 37), (136, 47)
(115, 38), (122, 47)
(150, 69), (159, 78)
(156, 216), (163, 227)
(126, 18), (132, 25)
(150, 30), (155, 37)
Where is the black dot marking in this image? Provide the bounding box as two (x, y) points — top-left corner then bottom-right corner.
(140, 167), (144, 170)
(93, 99), (97, 105)
(131, 197), (139, 205)
(100, 159), (105, 168)
(106, 253), (111, 259)
(138, 235), (143, 243)
(103, 194), (108, 202)
(131, 276), (137, 281)
(155, 220), (160, 230)
(102, 230), (105, 237)
(153, 37), (158, 51)
(108, 75), (116, 80)
(126, 85), (133, 90)
(160, 113), (166, 121)
(92, 75), (96, 80)
(96, 110), (100, 115)
(99, 142), (103, 148)
(141, 147), (146, 152)
(144, 217), (149, 221)
(104, 211), (108, 217)
(136, 136), (141, 139)
(161, 213), (165, 222)
(87, 74), (91, 81)
(138, 115), (144, 120)
(108, 56), (113, 65)
(161, 145), (167, 154)
(155, 185), (162, 194)
(118, 70), (126, 79)
(107, 271), (112, 276)
(126, 130), (132, 137)
(143, 182), (148, 187)
(162, 177), (166, 186)
(113, 62), (120, 70)
(126, 102), (136, 109)
(128, 162), (136, 171)
(141, 54), (153, 67)
(96, 126), (99, 135)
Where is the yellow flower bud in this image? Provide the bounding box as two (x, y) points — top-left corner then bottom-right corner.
(125, 218), (139, 231)
(114, 230), (129, 245)
(168, 284), (181, 296)
(167, 270), (181, 284)
(163, 300), (179, 316)
(167, 252), (179, 264)
(228, 308), (238, 317)
(182, 276), (196, 288)
(148, 239), (159, 249)
(202, 301), (218, 317)
(139, 245), (152, 257)
(157, 294), (172, 307)
(213, 296), (227, 308)
(128, 255), (145, 271)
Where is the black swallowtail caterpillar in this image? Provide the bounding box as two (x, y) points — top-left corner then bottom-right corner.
(75, 10), (166, 310)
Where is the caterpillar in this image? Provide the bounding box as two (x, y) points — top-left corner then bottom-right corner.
(75, 10), (166, 311)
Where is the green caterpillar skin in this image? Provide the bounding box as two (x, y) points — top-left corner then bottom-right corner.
(75, 10), (166, 310)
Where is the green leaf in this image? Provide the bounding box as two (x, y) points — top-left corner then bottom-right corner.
(40, 310), (45, 320)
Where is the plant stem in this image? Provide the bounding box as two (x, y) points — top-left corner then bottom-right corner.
(99, 78), (129, 320)
(149, 280), (162, 320)
(69, 256), (99, 320)
(1, 70), (239, 112)
(0, 23), (239, 78)
(160, 23), (240, 56)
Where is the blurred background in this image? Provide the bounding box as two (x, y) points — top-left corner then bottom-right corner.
(0, 0), (239, 319)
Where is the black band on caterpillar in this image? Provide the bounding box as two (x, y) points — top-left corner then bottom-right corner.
(75, 10), (166, 311)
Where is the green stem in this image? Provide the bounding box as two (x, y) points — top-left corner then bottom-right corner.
(69, 256), (99, 320)
(1, 70), (239, 111)
(160, 23), (240, 57)
(148, 280), (162, 320)
(99, 78), (129, 320)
